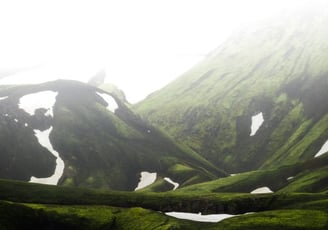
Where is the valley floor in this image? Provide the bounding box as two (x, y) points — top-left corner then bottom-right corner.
(0, 179), (327, 230)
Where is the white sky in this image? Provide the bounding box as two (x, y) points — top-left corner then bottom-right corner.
(0, 0), (310, 103)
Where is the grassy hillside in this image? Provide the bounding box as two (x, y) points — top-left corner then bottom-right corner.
(135, 6), (328, 173)
(0, 80), (226, 191)
(178, 154), (328, 194)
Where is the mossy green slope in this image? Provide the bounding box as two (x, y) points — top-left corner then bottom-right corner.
(135, 5), (328, 173)
(0, 80), (225, 191)
(216, 210), (328, 230)
(0, 179), (327, 230)
(2, 201), (327, 230)
(179, 154), (328, 194)
(0, 201), (207, 230)
(0, 87), (56, 181)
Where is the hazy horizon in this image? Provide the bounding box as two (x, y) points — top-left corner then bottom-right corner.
(0, 0), (313, 103)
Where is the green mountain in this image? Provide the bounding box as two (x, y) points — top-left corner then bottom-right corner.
(135, 5), (328, 173)
(1, 3), (328, 229)
(0, 80), (225, 190)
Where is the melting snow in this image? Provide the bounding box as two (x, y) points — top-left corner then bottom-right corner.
(250, 186), (273, 194)
(164, 177), (179, 190)
(250, 112), (264, 136)
(29, 127), (64, 185)
(135, 171), (157, 191)
(165, 212), (237, 223)
(96, 92), (118, 113)
(19, 91), (58, 117)
(0, 96), (8, 101)
(314, 140), (328, 158)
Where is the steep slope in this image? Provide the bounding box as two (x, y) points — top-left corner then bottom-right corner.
(135, 4), (328, 173)
(0, 80), (226, 190)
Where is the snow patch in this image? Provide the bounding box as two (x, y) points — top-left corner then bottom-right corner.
(14, 118), (18, 123)
(29, 127), (64, 185)
(0, 96), (8, 101)
(4, 113), (8, 117)
(287, 176), (294, 181)
(165, 212), (237, 223)
(135, 171), (157, 191)
(314, 140), (328, 158)
(250, 112), (264, 136)
(250, 186), (273, 194)
(19, 91), (58, 117)
(164, 177), (179, 190)
(96, 92), (118, 113)
(24, 123), (28, 127)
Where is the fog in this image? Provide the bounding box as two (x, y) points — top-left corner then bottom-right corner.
(0, 0), (312, 103)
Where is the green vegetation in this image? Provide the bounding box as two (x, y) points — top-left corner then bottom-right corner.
(0, 200), (205, 230)
(0, 80), (226, 190)
(179, 154), (328, 193)
(135, 7), (328, 173)
(279, 165), (328, 193)
(1, 4), (328, 230)
(217, 210), (328, 230)
(0, 86), (56, 181)
(0, 179), (327, 229)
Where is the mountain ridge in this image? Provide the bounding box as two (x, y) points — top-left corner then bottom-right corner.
(0, 80), (226, 190)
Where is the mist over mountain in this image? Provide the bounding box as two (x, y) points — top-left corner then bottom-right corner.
(0, 67), (36, 80)
(0, 2), (328, 229)
(135, 4), (328, 173)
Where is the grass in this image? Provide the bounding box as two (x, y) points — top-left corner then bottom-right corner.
(279, 165), (328, 193)
(216, 210), (328, 230)
(1, 179), (327, 213)
(0, 201), (204, 230)
(1, 80), (228, 190)
(134, 9), (328, 173)
(179, 154), (328, 194)
(0, 179), (327, 229)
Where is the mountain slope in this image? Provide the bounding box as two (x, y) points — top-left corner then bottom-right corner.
(135, 5), (328, 173)
(178, 153), (328, 194)
(0, 80), (226, 190)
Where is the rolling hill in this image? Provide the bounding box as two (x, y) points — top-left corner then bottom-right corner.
(0, 80), (225, 190)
